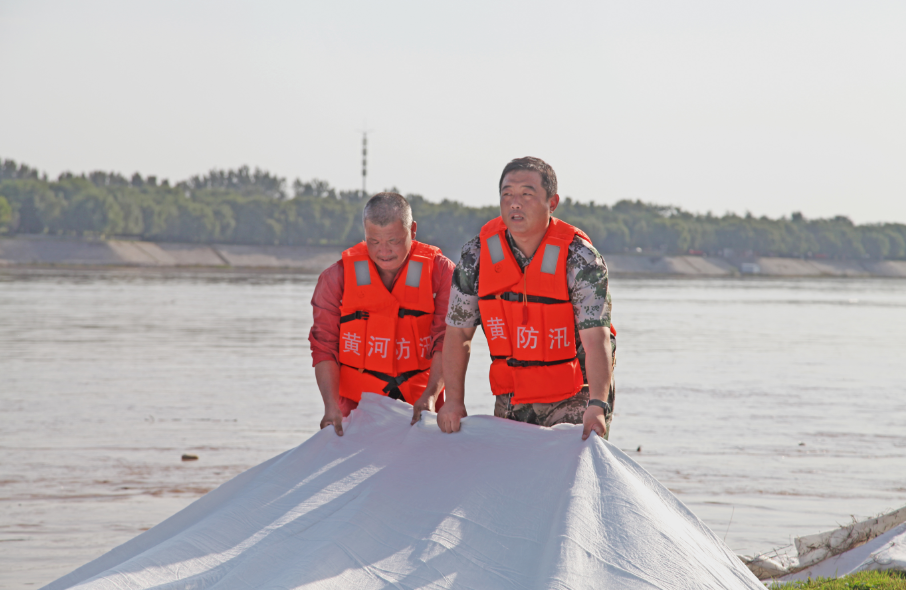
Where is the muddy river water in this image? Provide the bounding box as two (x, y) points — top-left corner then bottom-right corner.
(2, 268), (904, 587)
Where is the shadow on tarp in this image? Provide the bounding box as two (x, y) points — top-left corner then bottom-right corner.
(44, 394), (763, 590)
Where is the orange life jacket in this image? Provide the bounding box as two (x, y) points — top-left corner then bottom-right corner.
(478, 217), (593, 404)
(338, 241), (439, 405)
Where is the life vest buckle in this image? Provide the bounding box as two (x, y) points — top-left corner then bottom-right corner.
(339, 310), (370, 324)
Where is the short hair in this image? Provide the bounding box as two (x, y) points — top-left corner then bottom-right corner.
(363, 192), (413, 229)
(498, 157), (558, 200)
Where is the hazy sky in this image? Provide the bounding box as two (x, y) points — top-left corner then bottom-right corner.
(2, 1), (904, 223)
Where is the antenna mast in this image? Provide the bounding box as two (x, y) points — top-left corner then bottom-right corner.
(359, 125), (373, 198)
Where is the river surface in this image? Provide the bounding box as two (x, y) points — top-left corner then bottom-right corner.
(1, 267), (905, 587)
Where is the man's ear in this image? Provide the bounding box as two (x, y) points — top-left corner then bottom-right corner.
(549, 194), (560, 213)
(410, 220), (418, 239)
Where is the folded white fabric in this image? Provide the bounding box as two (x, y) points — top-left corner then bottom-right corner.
(780, 523), (906, 582)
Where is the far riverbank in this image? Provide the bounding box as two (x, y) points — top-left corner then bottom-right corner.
(3, 234), (906, 278)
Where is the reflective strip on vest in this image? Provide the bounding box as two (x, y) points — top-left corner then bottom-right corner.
(540, 244), (560, 275)
(486, 234), (505, 264)
(405, 260), (422, 288)
(354, 260), (371, 286)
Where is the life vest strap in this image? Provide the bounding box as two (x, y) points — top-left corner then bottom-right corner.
(341, 309), (427, 324)
(340, 310), (370, 324)
(398, 308), (429, 318)
(491, 355), (578, 368)
(479, 292), (570, 305)
(340, 364), (428, 395)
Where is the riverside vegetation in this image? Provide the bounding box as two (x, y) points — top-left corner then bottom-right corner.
(774, 571), (906, 589)
(2, 159), (906, 260)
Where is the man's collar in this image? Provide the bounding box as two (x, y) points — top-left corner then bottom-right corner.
(503, 230), (532, 270)
(380, 243), (416, 290)
(503, 218), (551, 267)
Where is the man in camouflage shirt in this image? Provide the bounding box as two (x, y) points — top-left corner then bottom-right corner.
(437, 157), (616, 440)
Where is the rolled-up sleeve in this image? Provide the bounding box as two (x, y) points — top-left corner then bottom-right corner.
(429, 254), (455, 355)
(568, 236), (612, 330)
(445, 237), (483, 329)
(309, 261), (344, 366)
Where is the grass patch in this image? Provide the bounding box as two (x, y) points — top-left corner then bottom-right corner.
(770, 570), (906, 589)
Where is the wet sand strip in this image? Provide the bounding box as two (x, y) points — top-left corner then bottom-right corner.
(3, 235), (906, 277)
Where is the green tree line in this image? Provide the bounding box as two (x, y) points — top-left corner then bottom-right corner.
(2, 158), (905, 260)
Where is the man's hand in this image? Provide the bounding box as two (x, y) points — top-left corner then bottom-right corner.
(410, 391), (438, 425)
(315, 361), (344, 436)
(582, 405), (607, 440)
(411, 353), (445, 425)
(438, 325), (474, 434)
(319, 406), (344, 436)
(437, 400), (467, 433)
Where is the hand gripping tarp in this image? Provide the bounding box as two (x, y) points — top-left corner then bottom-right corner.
(45, 394), (763, 590)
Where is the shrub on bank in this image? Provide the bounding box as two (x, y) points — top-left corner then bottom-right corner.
(0, 195), (11, 233)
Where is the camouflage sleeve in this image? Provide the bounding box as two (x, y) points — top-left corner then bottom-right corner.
(445, 236), (483, 328)
(567, 236), (612, 330)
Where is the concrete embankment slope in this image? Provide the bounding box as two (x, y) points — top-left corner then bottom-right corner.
(3, 235), (906, 277)
(0, 236), (344, 273)
(605, 254), (906, 278)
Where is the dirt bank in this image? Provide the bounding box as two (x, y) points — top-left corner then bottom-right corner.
(3, 235), (906, 277)
(0, 235), (344, 273)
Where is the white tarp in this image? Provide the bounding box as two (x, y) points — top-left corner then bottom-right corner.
(45, 394), (763, 590)
(777, 524), (906, 583)
(746, 506), (906, 582)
